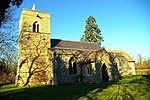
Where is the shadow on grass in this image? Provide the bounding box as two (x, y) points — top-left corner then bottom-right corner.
(1, 80), (150, 100)
(0, 83), (112, 100)
(76, 83), (150, 100)
(142, 75), (150, 82)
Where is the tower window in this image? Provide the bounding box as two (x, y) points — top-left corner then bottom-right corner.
(37, 24), (39, 32)
(33, 22), (36, 32)
(33, 21), (40, 32)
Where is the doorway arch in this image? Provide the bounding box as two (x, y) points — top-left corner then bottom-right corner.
(102, 64), (109, 82)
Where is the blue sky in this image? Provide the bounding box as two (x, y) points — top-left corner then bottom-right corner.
(15, 0), (150, 61)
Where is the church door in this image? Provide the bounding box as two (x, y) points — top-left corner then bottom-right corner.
(102, 64), (109, 82)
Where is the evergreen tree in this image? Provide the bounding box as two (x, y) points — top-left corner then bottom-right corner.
(80, 16), (104, 45)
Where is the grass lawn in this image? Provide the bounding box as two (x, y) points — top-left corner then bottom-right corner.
(0, 75), (150, 100)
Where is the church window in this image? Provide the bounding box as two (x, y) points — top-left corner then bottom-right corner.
(86, 64), (92, 76)
(33, 21), (40, 32)
(69, 57), (77, 75)
(73, 63), (77, 74)
(69, 61), (72, 75)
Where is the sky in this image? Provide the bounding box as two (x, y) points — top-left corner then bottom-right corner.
(14, 0), (150, 61)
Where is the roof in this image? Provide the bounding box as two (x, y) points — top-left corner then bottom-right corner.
(50, 39), (101, 51)
(107, 50), (134, 61)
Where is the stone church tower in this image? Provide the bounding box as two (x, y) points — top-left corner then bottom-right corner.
(16, 5), (52, 86)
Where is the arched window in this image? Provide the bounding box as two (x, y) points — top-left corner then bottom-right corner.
(73, 63), (77, 74)
(69, 61), (72, 75)
(37, 24), (39, 32)
(86, 64), (92, 76)
(33, 21), (40, 32)
(69, 57), (77, 75)
(33, 22), (36, 32)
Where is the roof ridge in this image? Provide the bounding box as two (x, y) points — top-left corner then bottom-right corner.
(52, 47), (99, 51)
(107, 50), (125, 52)
(51, 38), (100, 45)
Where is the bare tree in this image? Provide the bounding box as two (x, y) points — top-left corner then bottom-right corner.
(0, 8), (18, 58)
(137, 53), (143, 65)
(136, 53), (143, 69)
(0, 50), (17, 84)
(0, 8), (18, 84)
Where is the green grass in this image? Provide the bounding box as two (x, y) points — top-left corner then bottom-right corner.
(120, 75), (150, 83)
(0, 75), (150, 100)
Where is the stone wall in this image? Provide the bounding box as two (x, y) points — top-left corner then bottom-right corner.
(107, 50), (136, 76)
(51, 49), (120, 84)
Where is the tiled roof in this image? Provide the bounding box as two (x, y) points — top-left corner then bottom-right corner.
(50, 39), (101, 51)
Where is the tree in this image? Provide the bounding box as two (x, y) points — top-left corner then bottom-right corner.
(137, 53), (143, 65)
(80, 16), (104, 45)
(0, 0), (23, 26)
(0, 4), (18, 59)
(0, 50), (17, 84)
(136, 53), (150, 70)
(0, 19), (18, 48)
(143, 58), (150, 69)
(135, 53), (143, 69)
(0, 0), (23, 84)
(0, 9), (18, 84)
(0, 59), (5, 72)
(0, 13), (18, 62)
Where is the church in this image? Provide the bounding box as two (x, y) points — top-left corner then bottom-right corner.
(16, 5), (136, 86)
